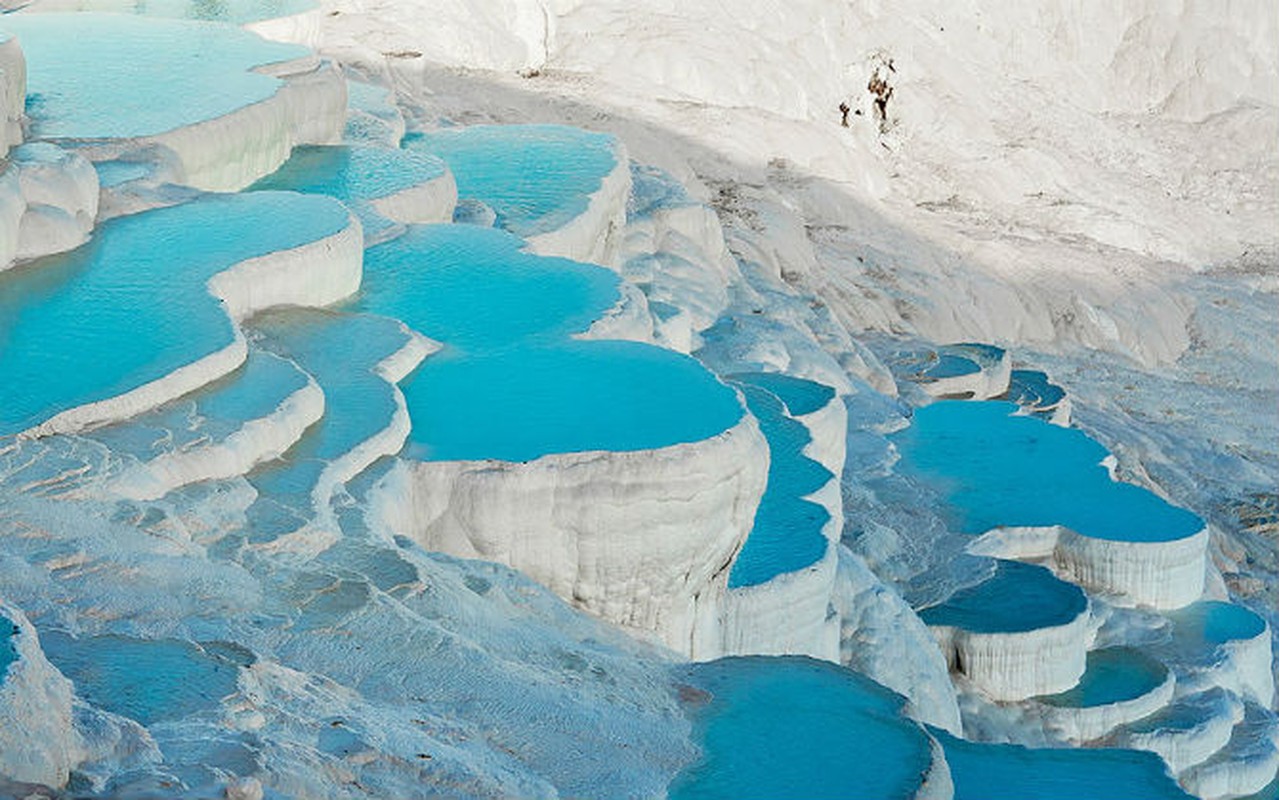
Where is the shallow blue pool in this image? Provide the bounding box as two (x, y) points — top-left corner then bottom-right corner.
(360, 225), (619, 351)
(936, 730), (1193, 800)
(1038, 648), (1168, 708)
(669, 656), (934, 800)
(1171, 600), (1266, 643)
(727, 383), (831, 588)
(402, 341), (743, 462)
(404, 124), (617, 239)
(41, 631), (240, 726)
(1005, 369), (1066, 410)
(731, 372), (836, 417)
(890, 401), (1204, 542)
(0, 616), (17, 679)
(918, 560), (1086, 634)
(0, 192), (350, 437)
(250, 145), (446, 238)
(1, 14), (308, 139)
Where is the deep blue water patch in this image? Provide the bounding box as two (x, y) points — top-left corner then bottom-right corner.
(0, 14), (308, 139)
(0, 192), (350, 437)
(936, 730), (1193, 800)
(402, 341), (743, 463)
(1037, 648), (1167, 708)
(890, 401), (1204, 542)
(669, 656), (934, 800)
(731, 372), (836, 417)
(41, 631), (240, 726)
(404, 124), (617, 239)
(918, 560), (1086, 634)
(0, 615), (17, 680)
(727, 383), (831, 588)
(359, 224), (619, 351)
(1004, 369), (1066, 413)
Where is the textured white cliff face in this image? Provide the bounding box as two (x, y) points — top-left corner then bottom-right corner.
(12, 143), (99, 261)
(0, 35), (23, 154)
(1053, 527), (1209, 610)
(25, 214), (363, 439)
(834, 548), (962, 733)
(0, 601), (81, 787)
(369, 413), (769, 657)
(1181, 706), (1279, 800)
(931, 607), (1093, 702)
(1037, 671), (1176, 744)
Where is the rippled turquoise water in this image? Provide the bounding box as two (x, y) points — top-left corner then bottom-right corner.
(919, 560), (1087, 633)
(1, 14), (308, 139)
(1038, 647), (1167, 708)
(0, 192), (349, 436)
(41, 631), (241, 726)
(403, 342), (742, 462)
(670, 657), (933, 800)
(891, 401), (1203, 542)
(937, 730), (1194, 800)
(727, 382), (831, 588)
(405, 124), (617, 238)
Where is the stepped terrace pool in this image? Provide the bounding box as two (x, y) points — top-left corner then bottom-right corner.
(890, 401), (1204, 542)
(1038, 647), (1169, 708)
(0, 14), (308, 139)
(919, 560), (1086, 633)
(405, 124), (617, 238)
(0, 192), (350, 437)
(726, 380), (832, 588)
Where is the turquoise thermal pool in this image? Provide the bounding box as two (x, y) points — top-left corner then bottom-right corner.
(937, 731), (1195, 800)
(357, 224), (742, 463)
(669, 656), (935, 800)
(405, 124), (617, 238)
(0, 616), (17, 679)
(919, 560), (1087, 634)
(0, 191), (350, 437)
(1037, 648), (1168, 708)
(729, 371), (836, 417)
(1005, 369), (1066, 412)
(0, 14), (308, 139)
(889, 400), (1204, 542)
(727, 381), (832, 588)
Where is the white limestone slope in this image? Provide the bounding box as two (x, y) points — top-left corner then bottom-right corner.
(369, 412), (769, 657)
(0, 34), (23, 154)
(0, 601), (81, 787)
(23, 213), (363, 439)
(0, 142), (99, 270)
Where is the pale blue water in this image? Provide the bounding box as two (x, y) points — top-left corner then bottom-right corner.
(731, 372), (836, 416)
(243, 309), (416, 543)
(402, 342), (743, 462)
(87, 350), (311, 460)
(40, 631), (240, 726)
(669, 656), (934, 800)
(936, 730), (1193, 800)
(250, 145), (446, 239)
(0, 616), (17, 679)
(404, 124), (617, 239)
(918, 560), (1086, 633)
(360, 225), (619, 351)
(18, 0), (315, 22)
(0, 192), (349, 437)
(0, 14), (307, 139)
(727, 383), (831, 588)
(890, 401), (1204, 542)
(1038, 647), (1167, 708)
(1170, 600), (1266, 643)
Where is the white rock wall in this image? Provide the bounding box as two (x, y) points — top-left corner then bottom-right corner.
(369, 412), (769, 657)
(1053, 527), (1208, 610)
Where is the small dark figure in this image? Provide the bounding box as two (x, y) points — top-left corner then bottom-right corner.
(839, 101), (851, 127)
